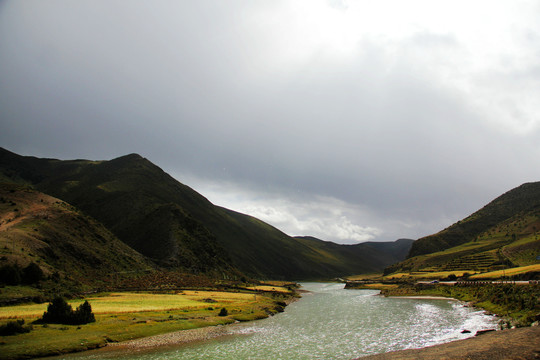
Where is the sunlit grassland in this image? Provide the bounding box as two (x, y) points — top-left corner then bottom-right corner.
(1, 292), (226, 318)
(345, 273), (383, 281)
(0, 290), (286, 359)
(470, 264), (540, 279)
(348, 283), (399, 290)
(259, 280), (298, 287)
(244, 285), (290, 293)
(383, 270), (478, 280)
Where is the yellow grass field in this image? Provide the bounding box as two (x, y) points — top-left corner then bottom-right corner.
(470, 264), (540, 279)
(0, 290), (289, 359)
(345, 273), (383, 281)
(0, 291), (262, 319)
(244, 285), (290, 293)
(351, 283), (399, 290)
(383, 270), (478, 280)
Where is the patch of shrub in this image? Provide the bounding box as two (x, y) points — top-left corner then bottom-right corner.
(218, 307), (228, 316)
(73, 300), (95, 324)
(22, 262), (44, 284)
(0, 264), (22, 285)
(0, 319), (32, 336)
(40, 297), (95, 325)
(0, 262), (44, 285)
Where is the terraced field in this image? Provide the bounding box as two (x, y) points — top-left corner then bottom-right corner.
(442, 252), (500, 272)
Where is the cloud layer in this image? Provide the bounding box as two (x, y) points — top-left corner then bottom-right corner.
(1, 0), (540, 243)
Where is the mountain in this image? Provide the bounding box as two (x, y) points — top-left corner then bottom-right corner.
(294, 236), (413, 275)
(0, 148), (409, 280)
(0, 183), (153, 290)
(386, 182), (540, 275)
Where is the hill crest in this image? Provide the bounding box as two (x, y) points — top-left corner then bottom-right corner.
(1, 148), (410, 280)
(386, 182), (540, 276)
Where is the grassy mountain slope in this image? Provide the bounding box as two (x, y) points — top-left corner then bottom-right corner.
(0, 148), (407, 279)
(385, 182), (540, 276)
(293, 237), (413, 275)
(408, 182), (540, 258)
(0, 150), (238, 277)
(0, 183), (153, 291)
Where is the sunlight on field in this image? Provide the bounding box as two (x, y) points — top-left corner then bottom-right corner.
(352, 283), (398, 290)
(0, 291), (257, 319)
(470, 264), (540, 279)
(259, 280), (296, 287)
(383, 272), (410, 279)
(384, 271), (478, 280)
(244, 286), (290, 293)
(346, 273), (382, 281)
(0, 289), (285, 359)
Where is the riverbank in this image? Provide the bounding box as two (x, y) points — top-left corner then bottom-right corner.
(109, 324), (540, 360)
(44, 283), (505, 359)
(0, 286), (298, 360)
(107, 325), (234, 350)
(359, 325), (540, 360)
(357, 281), (540, 327)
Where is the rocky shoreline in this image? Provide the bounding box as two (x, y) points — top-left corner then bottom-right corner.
(106, 325), (234, 350)
(359, 326), (540, 360)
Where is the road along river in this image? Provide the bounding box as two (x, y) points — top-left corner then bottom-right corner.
(63, 282), (498, 360)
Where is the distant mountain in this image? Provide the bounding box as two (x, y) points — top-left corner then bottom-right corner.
(0, 148), (409, 280)
(294, 236), (413, 275)
(386, 182), (540, 275)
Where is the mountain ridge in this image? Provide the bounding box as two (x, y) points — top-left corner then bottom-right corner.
(0, 147), (412, 280)
(386, 181), (540, 276)
(408, 181), (540, 258)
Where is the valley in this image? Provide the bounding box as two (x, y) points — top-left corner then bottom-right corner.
(0, 148), (539, 359)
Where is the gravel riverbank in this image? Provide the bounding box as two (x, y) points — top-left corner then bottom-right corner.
(106, 325), (234, 350)
(359, 326), (540, 360)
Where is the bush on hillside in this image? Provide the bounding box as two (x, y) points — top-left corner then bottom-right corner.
(0, 319), (32, 336)
(73, 301), (95, 324)
(41, 297), (95, 325)
(22, 262), (44, 284)
(218, 307), (228, 316)
(0, 264), (22, 285)
(0, 262), (44, 285)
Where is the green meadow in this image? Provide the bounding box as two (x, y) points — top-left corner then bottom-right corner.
(0, 290), (290, 360)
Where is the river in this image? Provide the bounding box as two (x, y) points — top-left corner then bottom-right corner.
(65, 283), (498, 359)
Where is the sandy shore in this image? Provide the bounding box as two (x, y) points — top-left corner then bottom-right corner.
(359, 326), (540, 360)
(106, 325), (235, 350)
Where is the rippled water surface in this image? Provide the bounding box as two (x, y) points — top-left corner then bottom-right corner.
(68, 283), (497, 359)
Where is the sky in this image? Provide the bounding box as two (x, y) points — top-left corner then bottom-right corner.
(1, 0), (540, 244)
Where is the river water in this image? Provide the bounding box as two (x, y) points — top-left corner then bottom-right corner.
(68, 283), (498, 359)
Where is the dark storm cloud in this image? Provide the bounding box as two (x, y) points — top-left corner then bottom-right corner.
(1, 0), (539, 243)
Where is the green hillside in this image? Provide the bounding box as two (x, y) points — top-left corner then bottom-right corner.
(385, 182), (540, 277)
(408, 182), (540, 258)
(293, 237), (413, 276)
(0, 148), (408, 280)
(0, 183), (154, 298)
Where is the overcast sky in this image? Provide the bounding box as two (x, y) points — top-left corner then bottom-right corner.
(1, 1), (540, 244)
